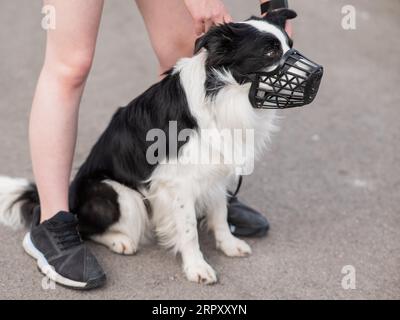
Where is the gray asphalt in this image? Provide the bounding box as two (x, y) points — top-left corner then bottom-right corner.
(0, 0), (399, 299)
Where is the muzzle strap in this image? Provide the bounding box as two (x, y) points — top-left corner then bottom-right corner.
(260, 0), (289, 15)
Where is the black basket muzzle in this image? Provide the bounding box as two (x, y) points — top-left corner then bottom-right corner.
(249, 49), (323, 109)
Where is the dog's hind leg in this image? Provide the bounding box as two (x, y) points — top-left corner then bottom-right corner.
(151, 184), (217, 284)
(91, 231), (138, 255)
(77, 179), (150, 255)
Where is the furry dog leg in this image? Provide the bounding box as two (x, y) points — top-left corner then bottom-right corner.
(206, 189), (252, 257)
(89, 180), (149, 255)
(151, 185), (217, 284)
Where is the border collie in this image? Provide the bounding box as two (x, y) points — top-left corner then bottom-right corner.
(0, 11), (315, 284)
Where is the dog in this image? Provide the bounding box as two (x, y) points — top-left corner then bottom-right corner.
(0, 10), (320, 284)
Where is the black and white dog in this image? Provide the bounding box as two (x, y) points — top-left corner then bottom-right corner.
(0, 11), (320, 284)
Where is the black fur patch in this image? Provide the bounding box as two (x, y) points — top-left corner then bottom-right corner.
(74, 180), (120, 237)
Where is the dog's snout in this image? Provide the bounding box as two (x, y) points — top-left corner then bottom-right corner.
(249, 49), (324, 109)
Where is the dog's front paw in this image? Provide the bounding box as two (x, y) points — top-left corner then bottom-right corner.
(217, 236), (252, 257)
(184, 261), (218, 285)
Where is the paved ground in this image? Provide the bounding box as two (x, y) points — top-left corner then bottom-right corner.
(0, 0), (399, 299)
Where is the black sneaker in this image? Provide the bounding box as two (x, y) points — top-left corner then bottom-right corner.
(227, 176), (269, 237)
(227, 194), (270, 237)
(22, 207), (106, 290)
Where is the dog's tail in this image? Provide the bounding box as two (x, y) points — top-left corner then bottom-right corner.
(0, 176), (39, 229)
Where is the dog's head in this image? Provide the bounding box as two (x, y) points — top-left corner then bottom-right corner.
(194, 10), (296, 77)
(194, 10), (323, 109)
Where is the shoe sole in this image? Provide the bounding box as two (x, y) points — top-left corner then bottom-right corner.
(23, 232), (106, 290)
(230, 225), (269, 238)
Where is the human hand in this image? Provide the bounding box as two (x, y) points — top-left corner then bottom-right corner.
(184, 0), (233, 36)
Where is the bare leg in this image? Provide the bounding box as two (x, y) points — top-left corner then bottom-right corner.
(30, 0), (104, 222)
(135, 0), (197, 73)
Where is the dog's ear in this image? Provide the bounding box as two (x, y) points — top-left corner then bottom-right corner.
(194, 35), (207, 54)
(263, 8), (297, 29)
(194, 23), (237, 56)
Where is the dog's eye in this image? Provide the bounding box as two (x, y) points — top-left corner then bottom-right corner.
(265, 49), (279, 58)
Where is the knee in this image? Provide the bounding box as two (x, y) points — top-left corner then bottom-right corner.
(43, 50), (94, 88)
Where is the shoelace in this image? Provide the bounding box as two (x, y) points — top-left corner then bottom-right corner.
(47, 221), (83, 251)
